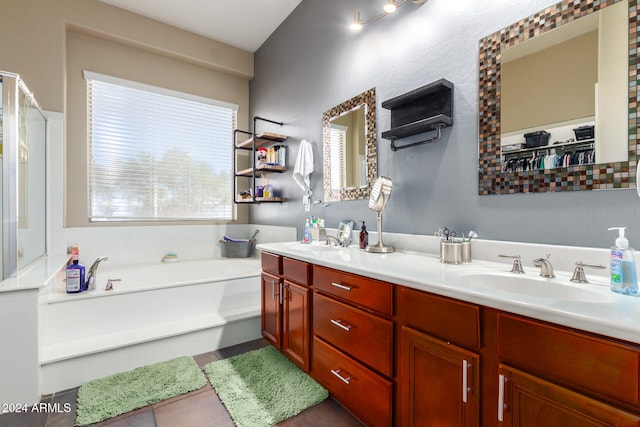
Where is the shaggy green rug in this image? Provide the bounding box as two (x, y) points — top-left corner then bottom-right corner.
(204, 346), (328, 427)
(75, 356), (207, 426)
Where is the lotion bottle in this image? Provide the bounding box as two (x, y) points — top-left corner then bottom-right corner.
(303, 217), (312, 244)
(359, 221), (368, 249)
(66, 253), (86, 293)
(608, 227), (638, 296)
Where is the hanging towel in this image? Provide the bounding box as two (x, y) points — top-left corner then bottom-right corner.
(293, 139), (314, 191)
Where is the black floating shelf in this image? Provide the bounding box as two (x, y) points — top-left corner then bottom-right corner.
(381, 78), (454, 150)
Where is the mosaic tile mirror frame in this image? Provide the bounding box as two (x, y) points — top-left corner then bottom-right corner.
(478, 0), (639, 195)
(322, 87), (377, 202)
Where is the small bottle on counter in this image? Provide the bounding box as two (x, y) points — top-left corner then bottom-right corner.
(66, 253), (86, 293)
(359, 221), (368, 249)
(303, 217), (312, 244)
(608, 227), (638, 296)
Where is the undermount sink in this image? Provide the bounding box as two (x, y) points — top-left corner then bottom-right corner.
(447, 270), (616, 303)
(281, 241), (342, 252)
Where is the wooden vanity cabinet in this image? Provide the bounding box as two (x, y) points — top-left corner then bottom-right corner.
(399, 287), (481, 427)
(498, 364), (640, 426)
(496, 313), (640, 425)
(312, 265), (394, 427)
(260, 253), (311, 372)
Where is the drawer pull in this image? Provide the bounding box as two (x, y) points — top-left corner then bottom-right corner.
(462, 360), (470, 403)
(330, 319), (352, 331)
(498, 374), (508, 422)
(331, 282), (352, 291)
(330, 369), (351, 385)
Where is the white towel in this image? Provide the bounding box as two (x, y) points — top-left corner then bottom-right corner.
(293, 139), (314, 191)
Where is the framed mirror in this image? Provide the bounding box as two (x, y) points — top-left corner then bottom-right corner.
(322, 88), (377, 202)
(478, 0), (639, 195)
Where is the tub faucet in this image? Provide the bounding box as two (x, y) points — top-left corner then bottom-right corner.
(533, 256), (555, 278)
(86, 256), (108, 290)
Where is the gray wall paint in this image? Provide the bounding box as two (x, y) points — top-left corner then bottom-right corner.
(249, 0), (640, 248)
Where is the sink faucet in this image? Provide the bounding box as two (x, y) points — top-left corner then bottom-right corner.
(325, 236), (340, 246)
(86, 256), (108, 290)
(533, 256), (555, 278)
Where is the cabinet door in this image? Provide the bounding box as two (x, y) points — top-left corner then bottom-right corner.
(282, 280), (310, 372)
(498, 365), (640, 427)
(261, 272), (282, 348)
(400, 326), (479, 427)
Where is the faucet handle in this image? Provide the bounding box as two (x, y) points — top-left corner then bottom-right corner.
(499, 254), (525, 274)
(105, 278), (121, 291)
(570, 261), (606, 284)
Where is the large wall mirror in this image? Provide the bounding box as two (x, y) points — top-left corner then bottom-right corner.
(322, 87), (377, 202)
(478, 0), (639, 195)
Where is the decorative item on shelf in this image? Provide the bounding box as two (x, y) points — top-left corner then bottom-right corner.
(232, 116), (288, 204)
(350, 0), (428, 31)
(381, 79), (454, 151)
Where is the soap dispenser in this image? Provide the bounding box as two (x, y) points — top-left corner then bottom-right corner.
(608, 227), (638, 296)
(359, 221), (368, 249)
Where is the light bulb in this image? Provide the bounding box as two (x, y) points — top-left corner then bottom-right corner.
(383, 1), (397, 13)
(350, 11), (362, 30)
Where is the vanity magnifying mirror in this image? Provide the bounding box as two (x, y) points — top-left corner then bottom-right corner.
(322, 87), (377, 202)
(478, 0), (639, 195)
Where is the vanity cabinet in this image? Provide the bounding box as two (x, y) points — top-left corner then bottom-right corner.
(496, 313), (640, 425)
(260, 253), (311, 372)
(399, 287), (481, 427)
(312, 265), (394, 427)
(497, 365), (640, 426)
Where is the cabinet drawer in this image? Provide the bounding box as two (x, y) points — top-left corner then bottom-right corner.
(313, 265), (393, 316)
(312, 336), (392, 427)
(498, 313), (640, 407)
(313, 293), (393, 377)
(261, 252), (282, 276)
(401, 287), (480, 349)
(283, 257), (311, 286)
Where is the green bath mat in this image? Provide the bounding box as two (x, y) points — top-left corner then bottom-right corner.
(75, 356), (207, 426)
(204, 346), (328, 427)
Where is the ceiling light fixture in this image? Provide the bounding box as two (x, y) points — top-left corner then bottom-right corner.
(350, 0), (427, 31)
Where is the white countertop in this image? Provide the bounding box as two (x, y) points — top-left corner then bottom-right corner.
(257, 241), (640, 345)
(0, 255), (70, 294)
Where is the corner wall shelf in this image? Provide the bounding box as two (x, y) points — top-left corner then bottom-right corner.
(381, 78), (454, 151)
(233, 117), (288, 204)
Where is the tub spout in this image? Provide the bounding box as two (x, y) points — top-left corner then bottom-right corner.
(86, 256), (108, 291)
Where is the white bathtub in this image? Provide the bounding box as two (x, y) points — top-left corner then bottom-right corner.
(38, 258), (263, 394)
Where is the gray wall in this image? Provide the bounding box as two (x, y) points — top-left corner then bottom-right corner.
(249, 0), (640, 248)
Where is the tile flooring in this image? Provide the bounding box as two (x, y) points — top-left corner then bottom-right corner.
(0, 339), (364, 427)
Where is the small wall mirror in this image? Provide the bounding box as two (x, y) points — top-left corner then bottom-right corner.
(323, 88), (377, 202)
(478, 0), (638, 195)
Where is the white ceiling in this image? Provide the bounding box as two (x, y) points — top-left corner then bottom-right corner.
(100, 0), (303, 53)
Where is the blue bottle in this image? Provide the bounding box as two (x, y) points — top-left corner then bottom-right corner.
(66, 254), (86, 293)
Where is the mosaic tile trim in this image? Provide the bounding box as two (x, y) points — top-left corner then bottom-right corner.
(478, 0), (639, 195)
(322, 87), (377, 202)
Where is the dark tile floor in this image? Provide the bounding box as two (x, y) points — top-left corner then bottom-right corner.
(0, 339), (364, 427)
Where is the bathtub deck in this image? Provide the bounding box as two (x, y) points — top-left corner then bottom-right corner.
(39, 260), (262, 394)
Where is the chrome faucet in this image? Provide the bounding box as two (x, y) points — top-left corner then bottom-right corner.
(533, 256), (555, 278)
(325, 236), (340, 246)
(86, 256), (108, 290)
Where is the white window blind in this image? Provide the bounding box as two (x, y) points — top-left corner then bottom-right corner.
(329, 124), (347, 190)
(85, 71), (237, 221)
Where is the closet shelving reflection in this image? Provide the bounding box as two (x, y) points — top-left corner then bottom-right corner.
(233, 116), (288, 204)
(501, 138), (595, 171)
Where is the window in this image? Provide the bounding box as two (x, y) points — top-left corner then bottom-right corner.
(85, 71), (237, 221)
(329, 123), (347, 190)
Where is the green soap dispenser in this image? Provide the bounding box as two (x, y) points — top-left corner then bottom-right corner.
(608, 227), (638, 296)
